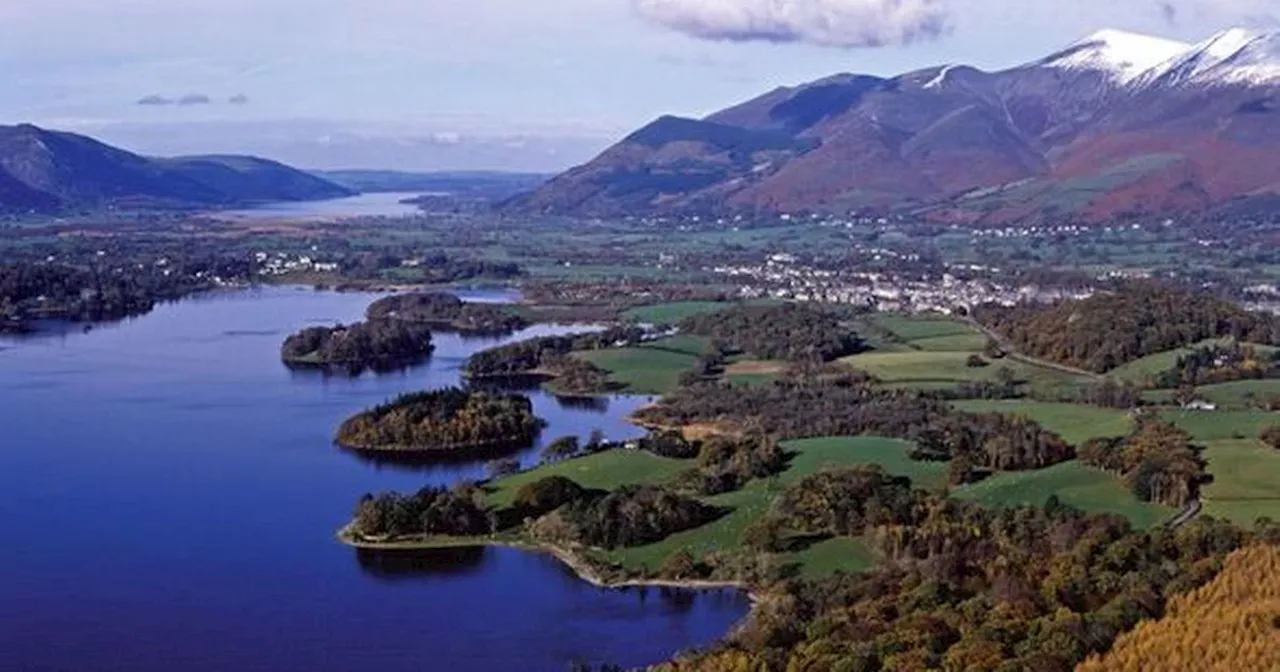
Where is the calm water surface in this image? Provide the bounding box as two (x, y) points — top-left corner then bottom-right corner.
(214, 191), (425, 221)
(0, 287), (747, 671)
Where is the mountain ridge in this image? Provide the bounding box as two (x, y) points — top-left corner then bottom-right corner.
(514, 27), (1280, 223)
(0, 124), (353, 213)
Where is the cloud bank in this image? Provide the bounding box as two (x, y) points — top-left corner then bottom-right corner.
(632, 0), (950, 48)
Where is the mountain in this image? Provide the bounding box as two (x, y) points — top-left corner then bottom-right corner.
(313, 169), (548, 198)
(515, 28), (1280, 223)
(0, 124), (353, 213)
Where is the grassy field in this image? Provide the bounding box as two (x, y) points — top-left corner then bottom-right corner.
(909, 333), (990, 352)
(485, 450), (689, 509)
(1201, 439), (1280, 526)
(575, 334), (709, 394)
(622, 301), (732, 324)
(782, 436), (947, 488)
(1159, 409), (1280, 442)
(1109, 340), (1277, 384)
(600, 437), (918, 573)
(953, 461), (1172, 529)
(784, 536), (879, 579)
(1143, 380), (1280, 410)
(842, 350), (1089, 396)
(868, 313), (977, 341)
(950, 400), (1134, 445)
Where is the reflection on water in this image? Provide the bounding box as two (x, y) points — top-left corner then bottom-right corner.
(355, 546), (488, 582)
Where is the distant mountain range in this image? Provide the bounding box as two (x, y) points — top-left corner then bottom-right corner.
(313, 169), (548, 199)
(514, 28), (1280, 223)
(0, 124), (352, 213)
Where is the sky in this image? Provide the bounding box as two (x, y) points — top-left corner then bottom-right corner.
(0, 0), (1275, 171)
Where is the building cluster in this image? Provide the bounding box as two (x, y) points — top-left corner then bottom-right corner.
(715, 257), (1091, 314)
(254, 251), (340, 275)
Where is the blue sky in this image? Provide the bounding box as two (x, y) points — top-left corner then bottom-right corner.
(0, 0), (1273, 170)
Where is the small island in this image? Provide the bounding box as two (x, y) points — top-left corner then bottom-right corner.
(365, 292), (528, 335)
(335, 387), (545, 456)
(280, 320), (434, 372)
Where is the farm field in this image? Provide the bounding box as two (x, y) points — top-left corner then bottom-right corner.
(1109, 340), (1277, 384)
(622, 301), (732, 324)
(1200, 439), (1280, 526)
(950, 400), (1134, 445)
(1143, 380), (1280, 410)
(1159, 409), (1280, 442)
(953, 461), (1172, 529)
(574, 334), (709, 394)
(842, 349), (1089, 396)
(866, 313), (977, 341)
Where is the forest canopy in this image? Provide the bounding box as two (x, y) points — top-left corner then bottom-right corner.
(280, 320), (434, 372)
(335, 387), (544, 455)
(678, 303), (863, 362)
(974, 283), (1280, 373)
(365, 292), (528, 335)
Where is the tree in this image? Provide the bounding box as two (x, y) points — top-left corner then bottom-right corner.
(486, 458), (521, 479)
(948, 452), (980, 485)
(541, 436), (581, 462)
(584, 428), (607, 452)
(660, 549), (699, 580)
(966, 354), (989, 368)
(741, 518), (784, 552)
(1261, 425), (1280, 451)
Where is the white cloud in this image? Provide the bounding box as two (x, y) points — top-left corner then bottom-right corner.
(632, 0), (950, 47)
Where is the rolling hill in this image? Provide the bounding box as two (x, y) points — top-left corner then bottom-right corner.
(514, 28), (1280, 223)
(0, 124), (353, 213)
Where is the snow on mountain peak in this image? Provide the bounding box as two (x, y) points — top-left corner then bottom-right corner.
(1038, 29), (1191, 83)
(1137, 27), (1280, 88)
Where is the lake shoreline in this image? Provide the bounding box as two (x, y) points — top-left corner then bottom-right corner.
(337, 524), (756, 597)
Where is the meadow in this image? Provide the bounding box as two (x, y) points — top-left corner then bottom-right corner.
(950, 400), (1134, 445)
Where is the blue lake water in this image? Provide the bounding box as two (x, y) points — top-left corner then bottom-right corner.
(0, 287), (748, 671)
(214, 191), (425, 221)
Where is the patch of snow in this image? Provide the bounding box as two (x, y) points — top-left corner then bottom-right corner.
(924, 64), (956, 89)
(1038, 29), (1191, 83)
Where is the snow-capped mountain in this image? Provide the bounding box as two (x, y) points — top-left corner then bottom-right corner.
(1138, 28), (1280, 88)
(514, 28), (1280, 223)
(1036, 29), (1191, 83)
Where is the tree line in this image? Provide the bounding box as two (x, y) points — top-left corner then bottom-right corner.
(463, 326), (644, 379)
(974, 283), (1280, 373)
(635, 375), (1075, 475)
(365, 292), (528, 335)
(1078, 413), (1208, 507)
(1, 258), (252, 330)
(280, 320), (434, 372)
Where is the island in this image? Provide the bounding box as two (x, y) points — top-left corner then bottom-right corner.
(365, 292), (529, 335)
(335, 387), (545, 456)
(280, 320), (434, 372)
(463, 326), (645, 394)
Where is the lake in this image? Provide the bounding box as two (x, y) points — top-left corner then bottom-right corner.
(0, 287), (747, 671)
(213, 192), (425, 221)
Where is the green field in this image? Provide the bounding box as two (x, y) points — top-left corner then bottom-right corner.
(622, 301), (733, 324)
(575, 334), (709, 394)
(1201, 439), (1280, 526)
(868, 314), (977, 341)
(784, 536), (879, 579)
(1143, 380), (1280, 410)
(842, 350), (1089, 396)
(1109, 340), (1277, 384)
(783, 436), (947, 488)
(1159, 409), (1280, 442)
(909, 333), (990, 352)
(600, 437), (919, 573)
(485, 450), (689, 509)
(950, 400), (1134, 445)
(953, 461), (1172, 529)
